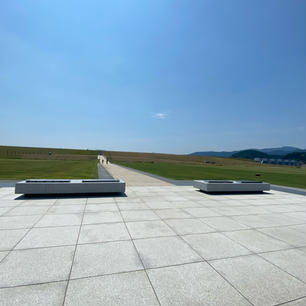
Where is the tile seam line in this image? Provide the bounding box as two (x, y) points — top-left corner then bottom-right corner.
(2, 237), (303, 258)
(1, 258), (306, 292)
(257, 252), (306, 284)
(1, 220), (305, 241)
(1, 223), (305, 239)
(0, 260), (213, 290)
(253, 227), (305, 249)
(61, 197), (88, 306)
(1, 209), (305, 219)
(114, 197), (162, 306)
(0, 199), (27, 216)
(220, 225), (304, 250)
(273, 295), (306, 306)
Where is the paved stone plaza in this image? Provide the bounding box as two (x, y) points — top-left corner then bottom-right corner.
(0, 185), (305, 306)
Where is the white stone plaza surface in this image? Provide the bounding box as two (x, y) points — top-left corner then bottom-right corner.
(0, 185), (305, 306)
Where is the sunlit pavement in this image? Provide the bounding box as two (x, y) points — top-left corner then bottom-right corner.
(0, 185), (305, 306)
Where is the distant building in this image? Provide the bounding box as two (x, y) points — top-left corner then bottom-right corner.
(253, 157), (302, 166)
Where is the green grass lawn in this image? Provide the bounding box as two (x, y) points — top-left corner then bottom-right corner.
(0, 145), (97, 156)
(0, 158), (98, 180)
(115, 161), (306, 189)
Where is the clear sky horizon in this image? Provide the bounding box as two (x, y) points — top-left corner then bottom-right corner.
(1, 0), (305, 154)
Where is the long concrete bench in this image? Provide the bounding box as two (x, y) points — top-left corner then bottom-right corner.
(193, 180), (270, 193)
(15, 179), (125, 195)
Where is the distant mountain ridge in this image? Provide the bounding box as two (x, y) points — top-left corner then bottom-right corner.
(190, 151), (238, 157)
(232, 149), (306, 163)
(258, 146), (305, 156)
(190, 146), (305, 157)
(232, 150), (268, 159)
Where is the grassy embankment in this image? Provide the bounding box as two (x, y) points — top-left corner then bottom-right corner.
(0, 146), (98, 179)
(103, 150), (306, 189)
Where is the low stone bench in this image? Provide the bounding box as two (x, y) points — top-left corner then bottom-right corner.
(15, 179), (125, 195)
(193, 180), (270, 193)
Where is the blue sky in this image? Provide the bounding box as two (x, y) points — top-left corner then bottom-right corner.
(1, 0), (305, 153)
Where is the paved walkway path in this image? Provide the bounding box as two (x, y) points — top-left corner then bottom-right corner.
(102, 159), (172, 187)
(97, 164), (113, 179)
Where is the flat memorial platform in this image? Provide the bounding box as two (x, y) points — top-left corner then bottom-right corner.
(0, 185), (305, 306)
(194, 180), (270, 193)
(15, 179), (125, 195)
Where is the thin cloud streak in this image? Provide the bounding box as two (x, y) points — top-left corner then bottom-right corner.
(152, 112), (167, 119)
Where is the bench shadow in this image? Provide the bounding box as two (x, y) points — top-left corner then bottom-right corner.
(196, 190), (272, 196)
(14, 192), (127, 200)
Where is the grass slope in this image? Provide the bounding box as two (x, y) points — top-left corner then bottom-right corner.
(0, 145), (98, 161)
(115, 161), (306, 189)
(0, 145), (98, 156)
(103, 150), (258, 166)
(0, 159), (98, 180)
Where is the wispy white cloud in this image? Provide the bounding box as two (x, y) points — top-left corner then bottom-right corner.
(152, 112), (167, 119)
(296, 126), (306, 131)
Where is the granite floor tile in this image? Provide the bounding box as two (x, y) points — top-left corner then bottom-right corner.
(35, 214), (83, 227)
(121, 210), (159, 222)
(258, 227), (306, 247)
(5, 206), (50, 216)
(280, 298), (306, 306)
(86, 197), (116, 204)
(200, 216), (249, 231)
(15, 226), (79, 249)
(47, 205), (85, 214)
(145, 201), (179, 209)
(225, 229), (291, 253)
(0, 207), (12, 216)
(126, 220), (176, 239)
(0, 281), (67, 306)
(85, 203), (118, 213)
(78, 222), (130, 244)
(183, 207), (220, 217)
(165, 218), (214, 235)
(0, 246), (74, 287)
(134, 236), (202, 268)
(0, 252), (8, 262)
(118, 202), (150, 210)
(154, 208), (193, 219)
(211, 255), (306, 306)
(55, 199), (87, 205)
(71, 241), (143, 278)
(65, 271), (159, 306)
(147, 262), (251, 306)
(260, 249), (306, 282)
(0, 215), (41, 230)
(183, 232), (251, 260)
(0, 229), (28, 251)
(83, 211), (122, 224)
